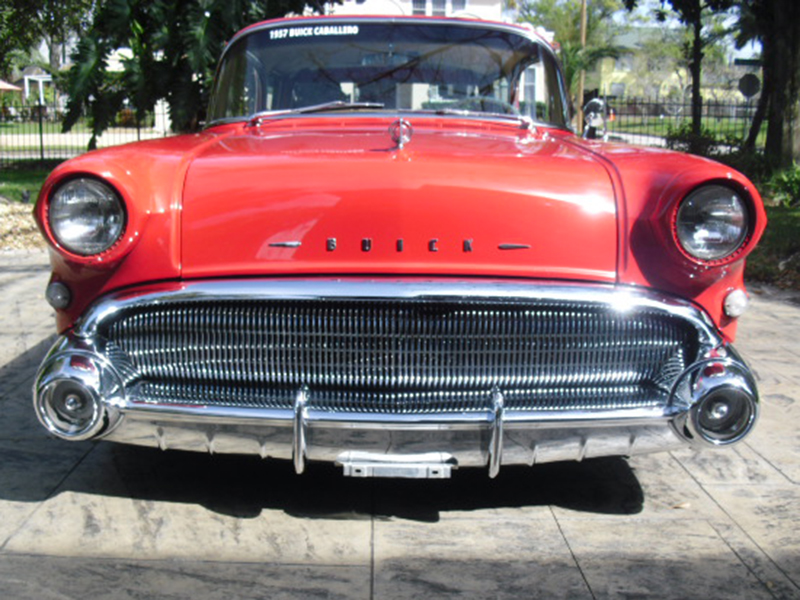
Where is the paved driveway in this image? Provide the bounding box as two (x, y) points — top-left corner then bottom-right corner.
(0, 249), (798, 600)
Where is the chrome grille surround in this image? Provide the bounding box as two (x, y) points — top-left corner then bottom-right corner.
(34, 278), (756, 474)
(81, 279), (711, 415)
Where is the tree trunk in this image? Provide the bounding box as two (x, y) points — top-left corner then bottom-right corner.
(758, 0), (800, 167)
(792, 100), (800, 163)
(745, 83), (768, 152)
(689, 10), (704, 152)
(764, 39), (789, 166)
(745, 27), (774, 154)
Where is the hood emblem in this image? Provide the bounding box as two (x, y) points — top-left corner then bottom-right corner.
(389, 118), (413, 149)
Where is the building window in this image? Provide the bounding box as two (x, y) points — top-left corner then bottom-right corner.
(411, 0), (467, 16)
(610, 82), (626, 97)
(614, 54), (634, 72)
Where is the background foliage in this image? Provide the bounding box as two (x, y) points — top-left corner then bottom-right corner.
(0, 0), (92, 81)
(62, 0), (328, 147)
(518, 0), (622, 99)
(622, 0), (734, 151)
(735, 0), (800, 168)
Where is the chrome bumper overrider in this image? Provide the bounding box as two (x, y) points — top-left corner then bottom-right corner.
(33, 279), (760, 478)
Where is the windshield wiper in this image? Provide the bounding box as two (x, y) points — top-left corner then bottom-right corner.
(430, 108), (534, 130)
(248, 101), (385, 126)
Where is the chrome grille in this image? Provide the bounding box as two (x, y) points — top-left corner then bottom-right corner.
(103, 299), (698, 413)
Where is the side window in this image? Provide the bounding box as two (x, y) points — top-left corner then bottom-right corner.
(516, 51), (568, 127)
(209, 48), (270, 118)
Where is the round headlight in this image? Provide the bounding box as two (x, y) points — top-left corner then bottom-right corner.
(48, 178), (125, 256)
(675, 185), (749, 261)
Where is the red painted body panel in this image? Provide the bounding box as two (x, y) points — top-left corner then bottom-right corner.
(567, 136), (766, 339)
(34, 130), (234, 331)
(33, 117), (766, 339)
(181, 118), (617, 282)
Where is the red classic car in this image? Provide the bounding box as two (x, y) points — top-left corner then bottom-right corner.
(33, 16), (766, 478)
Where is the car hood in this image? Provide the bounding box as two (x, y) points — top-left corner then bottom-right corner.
(181, 118), (618, 281)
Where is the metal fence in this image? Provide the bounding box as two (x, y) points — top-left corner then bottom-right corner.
(0, 97), (764, 168)
(0, 103), (171, 168)
(603, 97), (762, 149)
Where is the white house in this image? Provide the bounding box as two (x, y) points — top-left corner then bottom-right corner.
(327, 0), (507, 23)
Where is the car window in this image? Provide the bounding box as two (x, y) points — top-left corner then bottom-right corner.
(207, 21), (569, 128)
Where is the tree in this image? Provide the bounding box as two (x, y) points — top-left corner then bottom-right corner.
(1, 0), (93, 98)
(62, 0), (329, 147)
(736, 0), (800, 167)
(518, 0), (623, 101)
(0, 1), (41, 79)
(35, 0), (94, 79)
(627, 29), (688, 98)
(624, 0), (734, 147)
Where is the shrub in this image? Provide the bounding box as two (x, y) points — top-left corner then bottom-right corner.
(664, 123), (720, 157)
(769, 163), (800, 208)
(715, 147), (774, 190)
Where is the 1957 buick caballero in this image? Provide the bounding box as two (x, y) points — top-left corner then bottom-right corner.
(33, 16), (766, 478)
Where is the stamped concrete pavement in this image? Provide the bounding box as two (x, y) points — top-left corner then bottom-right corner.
(0, 249), (798, 600)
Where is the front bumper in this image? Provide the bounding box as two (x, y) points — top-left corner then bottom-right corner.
(33, 279), (759, 478)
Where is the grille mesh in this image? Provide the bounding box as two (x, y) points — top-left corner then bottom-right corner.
(104, 299), (698, 413)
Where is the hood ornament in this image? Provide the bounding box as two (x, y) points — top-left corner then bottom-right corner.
(389, 118), (413, 149)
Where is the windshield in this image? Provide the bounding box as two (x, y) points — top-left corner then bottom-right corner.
(207, 20), (570, 128)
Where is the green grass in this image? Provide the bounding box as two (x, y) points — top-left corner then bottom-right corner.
(608, 116), (767, 147)
(746, 204), (800, 288)
(609, 117), (675, 137)
(0, 121), (94, 134)
(0, 168), (50, 203)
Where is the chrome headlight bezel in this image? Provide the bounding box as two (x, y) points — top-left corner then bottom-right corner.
(47, 177), (127, 257)
(674, 184), (751, 263)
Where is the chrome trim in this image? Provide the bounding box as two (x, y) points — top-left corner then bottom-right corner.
(33, 345), (124, 440)
(669, 351), (759, 447)
(110, 399), (678, 427)
(389, 118), (413, 149)
(31, 278), (761, 475)
(74, 279), (715, 416)
(72, 278), (720, 343)
(100, 411), (687, 467)
(293, 386), (309, 474)
(488, 388), (504, 478)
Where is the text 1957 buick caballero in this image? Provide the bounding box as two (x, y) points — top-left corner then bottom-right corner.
(33, 16), (766, 478)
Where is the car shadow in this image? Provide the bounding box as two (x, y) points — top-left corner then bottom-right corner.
(0, 338), (644, 522)
(104, 446), (644, 522)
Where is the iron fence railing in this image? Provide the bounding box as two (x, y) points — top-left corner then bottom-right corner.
(0, 103), (171, 168)
(603, 97), (763, 149)
(0, 97), (764, 168)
